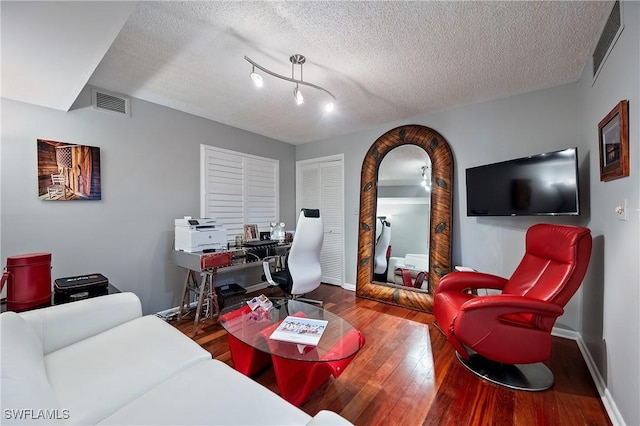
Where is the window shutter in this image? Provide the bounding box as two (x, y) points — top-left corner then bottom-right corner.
(201, 145), (278, 243)
(245, 157), (278, 232)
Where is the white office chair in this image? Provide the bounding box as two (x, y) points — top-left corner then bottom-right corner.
(263, 209), (324, 305)
(374, 219), (391, 275)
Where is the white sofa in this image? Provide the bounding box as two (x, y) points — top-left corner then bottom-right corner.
(0, 292), (351, 425)
(387, 253), (429, 289)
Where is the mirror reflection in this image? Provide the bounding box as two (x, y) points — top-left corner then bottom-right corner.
(373, 145), (431, 293)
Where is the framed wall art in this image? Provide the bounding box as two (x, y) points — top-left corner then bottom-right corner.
(37, 139), (102, 200)
(243, 224), (259, 242)
(598, 100), (629, 182)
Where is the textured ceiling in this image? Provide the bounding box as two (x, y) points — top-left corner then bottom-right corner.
(3, 1), (612, 145)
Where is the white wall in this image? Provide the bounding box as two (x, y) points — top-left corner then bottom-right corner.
(1, 87), (296, 315)
(377, 203), (429, 258)
(297, 83), (584, 299)
(296, 3), (639, 423)
(578, 2), (639, 424)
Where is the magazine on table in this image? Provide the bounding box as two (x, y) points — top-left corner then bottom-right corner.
(269, 316), (328, 346)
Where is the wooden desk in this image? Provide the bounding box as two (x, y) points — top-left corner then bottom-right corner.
(173, 245), (291, 336)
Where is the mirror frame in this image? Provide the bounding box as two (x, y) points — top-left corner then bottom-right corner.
(356, 125), (454, 312)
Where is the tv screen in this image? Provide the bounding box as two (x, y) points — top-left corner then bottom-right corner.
(466, 147), (580, 216)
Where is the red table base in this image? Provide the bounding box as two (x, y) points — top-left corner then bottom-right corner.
(267, 329), (365, 406)
(222, 309), (365, 406)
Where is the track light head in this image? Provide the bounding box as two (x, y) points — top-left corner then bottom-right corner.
(325, 101), (334, 113)
(250, 65), (263, 87)
(293, 85), (304, 105)
(250, 72), (263, 88)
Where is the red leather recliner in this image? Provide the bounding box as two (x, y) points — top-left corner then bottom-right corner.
(433, 224), (592, 390)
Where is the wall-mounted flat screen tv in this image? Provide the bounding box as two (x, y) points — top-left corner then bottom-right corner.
(466, 147), (580, 216)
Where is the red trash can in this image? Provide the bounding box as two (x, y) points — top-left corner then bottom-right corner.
(1, 252), (52, 311)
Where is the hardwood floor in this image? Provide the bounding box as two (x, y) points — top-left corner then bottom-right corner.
(171, 284), (611, 425)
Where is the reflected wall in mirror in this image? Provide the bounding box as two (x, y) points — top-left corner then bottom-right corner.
(356, 125), (454, 312)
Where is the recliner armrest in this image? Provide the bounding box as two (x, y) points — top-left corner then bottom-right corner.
(453, 295), (564, 364)
(436, 271), (508, 293)
(19, 292), (142, 355)
(460, 294), (564, 319)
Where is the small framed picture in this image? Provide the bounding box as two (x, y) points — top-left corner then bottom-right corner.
(598, 100), (629, 182)
(259, 231), (271, 241)
(243, 224), (259, 242)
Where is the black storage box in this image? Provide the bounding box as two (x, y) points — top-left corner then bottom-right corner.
(215, 283), (246, 308)
(54, 274), (109, 295)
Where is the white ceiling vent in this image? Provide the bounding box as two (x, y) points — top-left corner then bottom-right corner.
(592, 0), (624, 84)
(91, 87), (130, 116)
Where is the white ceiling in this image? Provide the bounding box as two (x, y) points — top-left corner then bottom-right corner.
(0, 1), (136, 111)
(2, 1), (612, 145)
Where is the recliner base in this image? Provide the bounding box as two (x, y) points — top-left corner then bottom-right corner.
(456, 352), (554, 391)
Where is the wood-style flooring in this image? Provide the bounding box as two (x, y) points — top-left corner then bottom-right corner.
(171, 284), (611, 426)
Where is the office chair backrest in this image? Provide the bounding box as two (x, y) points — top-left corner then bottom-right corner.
(374, 220), (391, 274)
(287, 209), (324, 295)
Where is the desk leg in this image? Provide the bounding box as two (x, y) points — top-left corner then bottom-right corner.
(192, 272), (210, 336)
(179, 270), (198, 320)
(200, 271), (220, 319)
(207, 273), (220, 318)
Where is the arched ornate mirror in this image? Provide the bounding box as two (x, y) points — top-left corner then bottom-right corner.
(356, 125), (454, 312)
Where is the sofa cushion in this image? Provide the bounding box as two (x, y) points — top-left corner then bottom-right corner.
(307, 410), (353, 425)
(97, 360), (313, 426)
(44, 315), (211, 425)
(20, 292), (142, 355)
(0, 312), (62, 425)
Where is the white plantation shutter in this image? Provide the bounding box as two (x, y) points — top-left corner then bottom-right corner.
(297, 157), (344, 285)
(245, 157), (278, 232)
(201, 145), (278, 243)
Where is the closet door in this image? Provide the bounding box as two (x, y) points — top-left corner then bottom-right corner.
(297, 156), (344, 286)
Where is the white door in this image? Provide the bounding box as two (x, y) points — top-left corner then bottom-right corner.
(297, 155), (344, 286)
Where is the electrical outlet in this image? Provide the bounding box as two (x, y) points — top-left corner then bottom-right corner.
(614, 198), (628, 221)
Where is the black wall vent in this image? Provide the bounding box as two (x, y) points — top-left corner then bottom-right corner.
(592, 1), (624, 83)
(91, 88), (130, 116)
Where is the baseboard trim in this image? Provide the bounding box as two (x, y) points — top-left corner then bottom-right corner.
(551, 327), (625, 425)
(155, 301), (196, 320)
(342, 283), (356, 291)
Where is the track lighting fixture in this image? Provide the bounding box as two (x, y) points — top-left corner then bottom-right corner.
(421, 165), (431, 189)
(249, 66), (263, 87)
(245, 54), (336, 112)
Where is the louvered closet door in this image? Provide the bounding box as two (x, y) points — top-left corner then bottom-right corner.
(298, 158), (344, 286)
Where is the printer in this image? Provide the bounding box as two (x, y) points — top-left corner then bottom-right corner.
(175, 217), (228, 253)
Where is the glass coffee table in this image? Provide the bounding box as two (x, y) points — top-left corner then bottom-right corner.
(219, 298), (365, 406)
